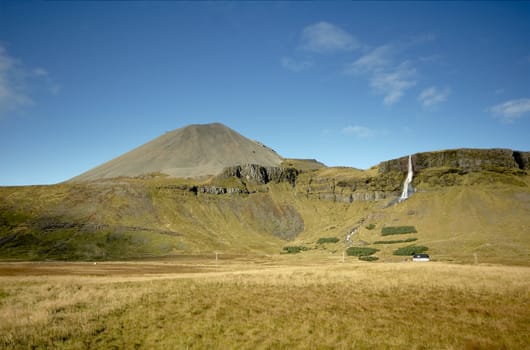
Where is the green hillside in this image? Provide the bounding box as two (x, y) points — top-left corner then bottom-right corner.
(1, 155), (529, 264)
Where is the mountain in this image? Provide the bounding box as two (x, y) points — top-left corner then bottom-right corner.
(69, 123), (283, 182)
(1, 124), (529, 265)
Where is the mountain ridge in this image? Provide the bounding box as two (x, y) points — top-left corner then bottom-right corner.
(69, 123), (283, 182)
(67, 122), (530, 183)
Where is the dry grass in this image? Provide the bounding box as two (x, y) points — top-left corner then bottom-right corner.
(0, 258), (528, 349)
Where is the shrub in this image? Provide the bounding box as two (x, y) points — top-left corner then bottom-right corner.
(365, 223), (376, 230)
(282, 246), (309, 254)
(359, 256), (379, 262)
(346, 247), (379, 257)
(381, 226), (417, 236)
(393, 245), (428, 256)
(373, 238), (418, 244)
(317, 237), (340, 244)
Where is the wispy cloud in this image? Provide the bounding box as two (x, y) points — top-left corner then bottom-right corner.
(345, 36), (438, 106)
(0, 46), (33, 117)
(0, 45), (57, 119)
(418, 86), (450, 107)
(346, 44), (392, 73)
(33, 68), (49, 77)
(370, 62), (417, 106)
(341, 125), (375, 138)
(281, 57), (313, 72)
(345, 44), (416, 105)
(301, 22), (359, 53)
(488, 98), (530, 122)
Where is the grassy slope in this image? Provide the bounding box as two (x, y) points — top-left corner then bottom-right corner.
(273, 167), (530, 265)
(1, 167), (529, 264)
(0, 177), (301, 260)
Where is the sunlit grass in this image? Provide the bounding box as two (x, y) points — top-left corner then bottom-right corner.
(0, 260), (528, 349)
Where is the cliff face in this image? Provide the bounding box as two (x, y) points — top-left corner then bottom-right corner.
(204, 149), (529, 203)
(164, 148), (530, 204)
(217, 164), (299, 187)
(378, 149), (530, 173)
(295, 171), (403, 203)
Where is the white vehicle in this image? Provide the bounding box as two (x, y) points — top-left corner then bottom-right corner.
(412, 253), (430, 262)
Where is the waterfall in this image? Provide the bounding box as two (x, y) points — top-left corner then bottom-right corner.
(399, 155), (413, 202)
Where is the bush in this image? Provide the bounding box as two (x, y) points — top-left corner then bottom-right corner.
(359, 256), (379, 262)
(393, 245), (428, 256)
(282, 246), (309, 254)
(373, 238), (418, 244)
(381, 226), (417, 236)
(346, 247), (379, 257)
(365, 223), (376, 230)
(317, 237), (340, 244)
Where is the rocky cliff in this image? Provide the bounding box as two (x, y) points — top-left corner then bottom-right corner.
(379, 148), (530, 173)
(217, 164), (299, 187)
(295, 171), (403, 203)
(203, 148), (530, 204)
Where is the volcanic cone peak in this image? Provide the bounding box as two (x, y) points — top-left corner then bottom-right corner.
(69, 123), (283, 182)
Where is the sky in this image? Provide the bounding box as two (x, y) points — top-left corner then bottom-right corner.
(0, 1), (529, 185)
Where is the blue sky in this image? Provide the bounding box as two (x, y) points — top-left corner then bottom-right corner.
(0, 1), (529, 185)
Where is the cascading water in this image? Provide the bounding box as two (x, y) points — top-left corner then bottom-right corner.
(399, 155), (413, 202)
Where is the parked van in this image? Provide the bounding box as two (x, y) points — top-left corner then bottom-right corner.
(412, 253), (430, 262)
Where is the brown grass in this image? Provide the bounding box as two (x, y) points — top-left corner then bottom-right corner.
(0, 258), (528, 349)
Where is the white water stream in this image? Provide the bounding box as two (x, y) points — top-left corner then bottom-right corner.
(399, 155), (413, 202)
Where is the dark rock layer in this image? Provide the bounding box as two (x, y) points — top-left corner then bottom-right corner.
(379, 148), (530, 174)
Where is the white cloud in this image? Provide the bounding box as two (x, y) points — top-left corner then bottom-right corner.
(418, 86), (450, 107)
(32, 68), (49, 77)
(370, 63), (417, 105)
(346, 45), (392, 73)
(301, 22), (359, 53)
(281, 57), (312, 72)
(0, 46), (57, 119)
(341, 125), (375, 138)
(344, 35), (439, 106)
(0, 46), (33, 117)
(488, 98), (530, 122)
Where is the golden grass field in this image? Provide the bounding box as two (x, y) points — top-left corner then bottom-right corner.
(1, 255), (528, 349)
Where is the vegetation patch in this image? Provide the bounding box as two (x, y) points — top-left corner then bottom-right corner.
(359, 256), (379, 262)
(365, 223), (376, 230)
(373, 238), (418, 245)
(381, 226), (417, 236)
(317, 237), (340, 244)
(393, 245), (429, 256)
(346, 247), (379, 257)
(282, 246), (309, 254)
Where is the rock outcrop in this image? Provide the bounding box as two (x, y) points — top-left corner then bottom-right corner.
(379, 148), (530, 174)
(218, 164), (299, 187)
(298, 172), (403, 203)
(163, 148), (529, 204)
